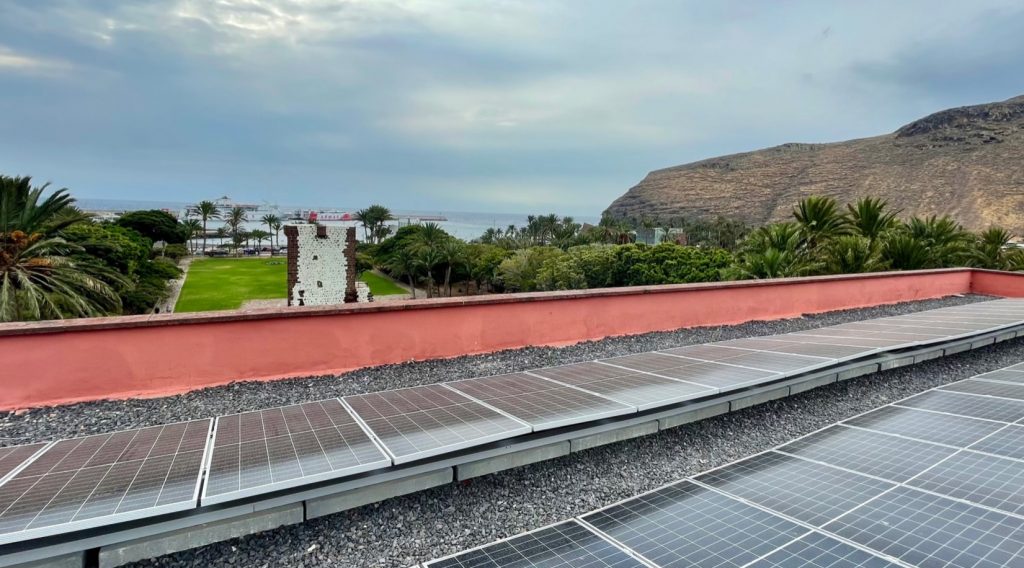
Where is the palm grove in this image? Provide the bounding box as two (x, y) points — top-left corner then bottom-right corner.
(0, 176), (196, 322)
(364, 197), (1023, 298)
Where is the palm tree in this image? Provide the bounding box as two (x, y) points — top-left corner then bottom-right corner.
(214, 226), (228, 252)
(416, 247), (443, 298)
(792, 196), (850, 249)
(189, 200), (220, 256)
(355, 205), (393, 244)
(1, 176), (121, 321)
(225, 206), (247, 255)
(904, 215), (972, 267)
(270, 221), (282, 252)
(846, 197), (900, 242)
(385, 248), (418, 299)
(250, 229), (271, 254)
(438, 239), (464, 296)
(261, 214), (281, 255)
(823, 235), (885, 274)
(182, 219), (203, 254)
(971, 227), (1014, 269)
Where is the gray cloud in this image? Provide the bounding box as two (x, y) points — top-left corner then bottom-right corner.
(0, 0), (1021, 214)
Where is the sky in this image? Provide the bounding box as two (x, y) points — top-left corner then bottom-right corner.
(1, 1), (1023, 215)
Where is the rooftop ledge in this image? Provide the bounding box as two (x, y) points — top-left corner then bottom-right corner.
(1, 268), (1021, 410)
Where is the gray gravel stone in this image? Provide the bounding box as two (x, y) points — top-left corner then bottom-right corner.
(2, 293), (1020, 568)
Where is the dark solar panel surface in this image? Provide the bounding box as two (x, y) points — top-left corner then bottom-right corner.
(666, 349), (830, 374)
(824, 487), (1024, 568)
(528, 366), (715, 411)
(777, 425), (956, 482)
(447, 373), (634, 430)
(748, 532), (899, 568)
(909, 450), (1024, 516)
(975, 369), (1024, 385)
(582, 481), (808, 568)
(970, 424), (1024, 460)
(203, 399), (390, 503)
(783, 333), (907, 348)
(0, 420), (210, 544)
(895, 390), (1024, 423)
(941, 379), (1024, 401)
(345, 384), (530, 463)
(425, 520), (645, 568)
(843, 406), (1004, 448)
(695, 451), (894, 527)
(0, 443), (47, 484)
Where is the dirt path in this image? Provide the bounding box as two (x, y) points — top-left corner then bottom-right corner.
(164, 256), (195, 313)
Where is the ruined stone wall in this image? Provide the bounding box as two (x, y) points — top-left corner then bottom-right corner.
(284, 225), (360, 306)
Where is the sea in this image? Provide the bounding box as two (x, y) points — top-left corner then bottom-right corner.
(76, 198), (599, 242)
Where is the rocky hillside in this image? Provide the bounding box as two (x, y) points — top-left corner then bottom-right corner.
(605, 95), (1024, 231)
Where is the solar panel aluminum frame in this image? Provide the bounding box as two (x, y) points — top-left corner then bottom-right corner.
(198, 402), (392, 506)
(0, 443), (53, 487)
(0, 420), (214, 547)
(524, 368), (717, 412)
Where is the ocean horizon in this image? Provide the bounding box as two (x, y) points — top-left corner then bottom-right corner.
(76, 197), (600, 241)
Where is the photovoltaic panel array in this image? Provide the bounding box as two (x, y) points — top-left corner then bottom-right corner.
(202, 399), (390, 504)
(344, 384), (531, 464)
(425, 358), (1024, 568)
(0, 443), (48, 485)
(425, 520), (646, 568)
(446, 373), (634, 430)
(600, 352), (781, 392)
(0, 420), (210, 544)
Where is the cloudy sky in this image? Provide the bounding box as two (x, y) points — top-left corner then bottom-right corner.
(1, 1), (1022, 215)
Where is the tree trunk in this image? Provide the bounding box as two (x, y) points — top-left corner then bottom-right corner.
(202, 220), (207, 257)
(407, 274), (416, 299)
(444, 266), (452, 297)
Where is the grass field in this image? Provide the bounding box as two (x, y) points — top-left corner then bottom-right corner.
(358, 271), (407, 295)
(175, 258), (406, 312)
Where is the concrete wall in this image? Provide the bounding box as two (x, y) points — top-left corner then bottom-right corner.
(0, 268), (1017, 410)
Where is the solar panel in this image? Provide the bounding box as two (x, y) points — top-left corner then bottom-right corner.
(941, 379), (1024, 401)
(650, 361), (779, 392)
(895, 390), (1024, 423)
(202, 399), (391, 504)
(600, 352), (699, 373)
(660, 348), (831, 374)
(975, 369), (1024, 385)
(970, 425), (1024, 460)
(582, 480), (808, 568)
(748, 532), (899, 568)
(0, 443), (48, 485)
(528, 365), (716, 411)
(839, 321), (980, 333)
(344, 384), (531, 464)
(777, 425), (956, 483)
(824, 486), (1024, 568)
(425, 520), (645, 568)
(793, 329), (945, 342)
(908, 450), (1024, 516)
(716, 338), (872, 359)
(694, 451), (894, 527)
(843, 406), (1004, 448)
(1008, 362), (1024, 372)
(774, 334), (902, 349)
(0, 420), (210, 544)
(446, 373), (634, 431)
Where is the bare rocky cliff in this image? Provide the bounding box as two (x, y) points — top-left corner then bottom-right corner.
(605, 95), (1024, 231)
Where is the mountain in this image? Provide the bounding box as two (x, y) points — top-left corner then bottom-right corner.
(605, 95), (1024, 232)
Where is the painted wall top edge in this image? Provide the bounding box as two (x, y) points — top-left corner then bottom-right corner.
(0, 267), (990, 337)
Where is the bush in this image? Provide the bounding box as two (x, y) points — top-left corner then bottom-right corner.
(161, 243), (189, 260)
(116, 210), (189, 244)
(496, 247), (564, 292)
(613, 243), (732, 286)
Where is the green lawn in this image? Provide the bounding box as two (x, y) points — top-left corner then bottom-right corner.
(359, 271), (408, 295)
(175, 258), (406, 312)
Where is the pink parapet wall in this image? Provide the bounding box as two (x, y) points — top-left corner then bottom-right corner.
(0, 268), (1017, 410)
